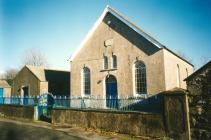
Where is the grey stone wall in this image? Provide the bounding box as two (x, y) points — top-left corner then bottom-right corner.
(0, 105), (35, 120)
(52, 109), (165, 137)
(52, 91), (190, 139)
(186, 65), (211, 140)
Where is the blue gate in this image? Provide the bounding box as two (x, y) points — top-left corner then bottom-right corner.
(0, 88), (3, 104)
(38, 93), (54, 122)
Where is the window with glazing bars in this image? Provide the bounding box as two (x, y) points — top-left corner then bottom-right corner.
(135, 61), (147, 94)
(83, 67), (91, 95)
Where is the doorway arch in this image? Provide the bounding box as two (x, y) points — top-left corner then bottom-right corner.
(105, 75), (118, 108)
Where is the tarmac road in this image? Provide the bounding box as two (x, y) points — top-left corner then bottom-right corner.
(0, 119), (84, 140)
(0, 118), (142, 140)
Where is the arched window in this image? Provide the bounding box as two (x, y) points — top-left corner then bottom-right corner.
(177, 64), (181, 87)
(135, 61), (147, 94)
(104, 56), (108, 69)
(112, 55), (117, 68)
(83, 67), (91, 95)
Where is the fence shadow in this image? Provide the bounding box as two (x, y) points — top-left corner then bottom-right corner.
(120, 94), (164, 113)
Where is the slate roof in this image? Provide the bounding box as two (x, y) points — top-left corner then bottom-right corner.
(25, 65), (69, 82)
(0, 80), (11, 88)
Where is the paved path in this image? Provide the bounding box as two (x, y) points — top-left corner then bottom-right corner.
(0, 118), (141, 140)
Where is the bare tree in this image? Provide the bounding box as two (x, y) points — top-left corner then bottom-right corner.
(22, 48), (49, 67)
(3, 68), (19, 86)
(0, 72), (4, 79)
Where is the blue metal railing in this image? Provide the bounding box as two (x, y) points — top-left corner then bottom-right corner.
(0, 94), (163, 112)
(53, 95), (155, 112)
(0, 96), (39, 106)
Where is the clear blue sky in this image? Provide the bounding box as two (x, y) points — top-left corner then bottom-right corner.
(1, 0), (211, 73)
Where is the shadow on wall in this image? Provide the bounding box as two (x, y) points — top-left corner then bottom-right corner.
(121, 94), (164, 113)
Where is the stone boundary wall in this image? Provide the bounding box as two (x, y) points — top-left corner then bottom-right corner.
(0, 105), (35, 120)
(52, 91), (190, 139)
(52, 109), (166, 138)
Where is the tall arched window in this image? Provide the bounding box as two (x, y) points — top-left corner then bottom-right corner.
(177, 64), (181, 87)
(135, 61), (147, 94)
(104, 56), (108, 69)
(112, 55), (117, 68)
(83, 67), (91, 95)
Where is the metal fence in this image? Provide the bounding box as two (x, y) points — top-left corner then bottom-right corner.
(53, 96), (150, 111)
(0, 94), (163, 112)
(0, 96), (39, 106)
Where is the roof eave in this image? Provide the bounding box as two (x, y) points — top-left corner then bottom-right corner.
(162, 47), (194, 67)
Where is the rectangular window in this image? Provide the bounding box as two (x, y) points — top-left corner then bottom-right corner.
(112, 55), (117, 69)
(104, 56), (108, 69)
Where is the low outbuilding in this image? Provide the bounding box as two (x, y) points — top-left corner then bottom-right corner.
(12, 65), (70, 97)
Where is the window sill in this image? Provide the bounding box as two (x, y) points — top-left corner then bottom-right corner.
(100, 68), (117, 72)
